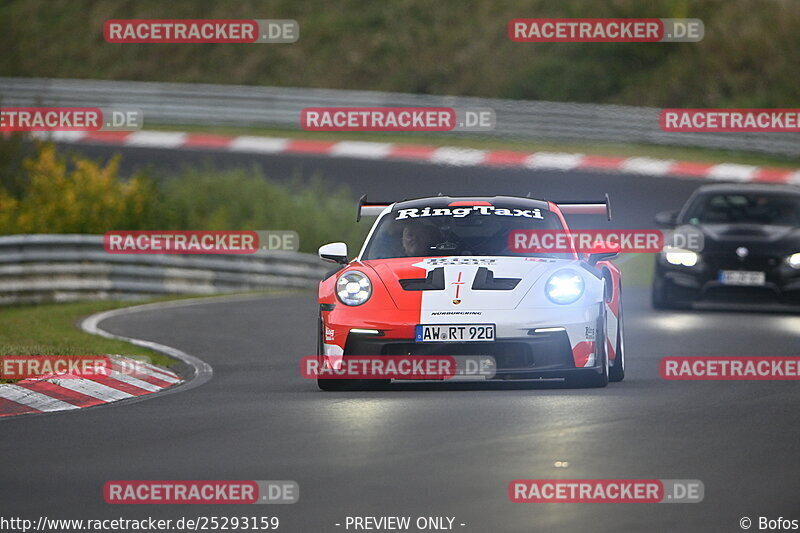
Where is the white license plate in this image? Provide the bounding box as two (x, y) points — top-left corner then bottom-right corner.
(415, 324), (495, 342)
(718, 270), (766, 286)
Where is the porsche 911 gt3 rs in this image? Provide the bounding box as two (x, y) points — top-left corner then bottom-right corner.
(316, 194), (625, 390)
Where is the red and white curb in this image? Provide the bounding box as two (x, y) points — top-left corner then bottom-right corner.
(35, 130), (800, 185)
(0, 356), (182, 417)
(0, 298), (217, 419)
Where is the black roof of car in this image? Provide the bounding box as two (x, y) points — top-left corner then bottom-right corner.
(693, 183), (800, 196)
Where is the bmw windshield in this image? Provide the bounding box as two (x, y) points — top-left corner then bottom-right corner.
(685, 193), (800, 226)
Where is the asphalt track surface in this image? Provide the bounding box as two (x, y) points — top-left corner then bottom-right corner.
(3, 145), (800, 533)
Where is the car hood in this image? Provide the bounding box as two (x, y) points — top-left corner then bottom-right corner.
(363, 256), (567, 310)
(696, 223), (800, 255)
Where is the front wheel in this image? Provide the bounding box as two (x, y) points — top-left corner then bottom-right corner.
(567, 360), (609, 388)
(651, 274), (678, 310)
(609, 304), (625, 382)
(318, 377), (390, 391)
(318, 378), (354, 391)
(565, 310), (609, 388)
(316, 314), (359, 391)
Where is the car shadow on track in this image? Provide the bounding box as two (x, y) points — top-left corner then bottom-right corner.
(319, 380), (616, 392)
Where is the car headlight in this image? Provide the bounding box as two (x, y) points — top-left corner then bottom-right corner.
(789, 253), (800, 269)
(336, 270), (372, 306)
(664, 248), (698, 267)
(545, 269), (585, 305)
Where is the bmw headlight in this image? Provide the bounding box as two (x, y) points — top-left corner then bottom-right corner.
(336, 270), (372, 306)
(545, 269), (585, 305)
(664, 248), (698, 267)
(789, 253), (800, 269)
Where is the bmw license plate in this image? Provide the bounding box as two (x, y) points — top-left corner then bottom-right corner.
(415, 324), (495, 342)
(718, 270), (765, 286)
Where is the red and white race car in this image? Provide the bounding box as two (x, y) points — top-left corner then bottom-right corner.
(316, 195), (625, 390)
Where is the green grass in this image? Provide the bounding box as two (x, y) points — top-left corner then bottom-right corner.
(148, 124), (800, 169)
(1, 0), (798, 109)
(0, 300), (175, 382)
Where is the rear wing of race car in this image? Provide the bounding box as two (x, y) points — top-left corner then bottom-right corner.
(355, 193), (612, 221)
(555, 193), (612, 221)
(356, 194), (391, 222)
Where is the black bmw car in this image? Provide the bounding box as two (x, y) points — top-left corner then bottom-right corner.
(652, 183), (800, 309)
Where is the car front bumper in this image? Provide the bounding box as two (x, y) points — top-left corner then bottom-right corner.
(321, 304), (608, 380)
(658, 264), (800, 306)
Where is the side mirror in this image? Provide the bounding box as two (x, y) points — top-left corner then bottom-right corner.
(319, 242), (348, 264)
(654, 210), (678, 227)
(587, 241), (620, 265)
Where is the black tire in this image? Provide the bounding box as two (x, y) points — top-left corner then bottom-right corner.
(317, 377), (355, 391)
(651, 273), (676, 310)
(319, 377), (389, 391)
(609, 304), (625, 383)
(565, 309), (609, 388)
(566, 361), (609, 388)
(315, 314), (358, 391)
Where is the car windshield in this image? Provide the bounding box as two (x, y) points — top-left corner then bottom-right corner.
(685, 193), (800, 226)
(362, 203), (570, 259)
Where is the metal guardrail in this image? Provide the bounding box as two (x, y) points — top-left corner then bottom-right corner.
(0, 234), (329, 305)
(1, 77), (798, 157)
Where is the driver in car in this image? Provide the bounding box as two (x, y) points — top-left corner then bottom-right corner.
(402, 222), (441, 256)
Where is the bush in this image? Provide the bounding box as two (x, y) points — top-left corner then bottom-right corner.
(0, 144), (160, 234)
(160, 166), (368, 253)
(0, 142), (367, 254)
(0, 132), (34, 199)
